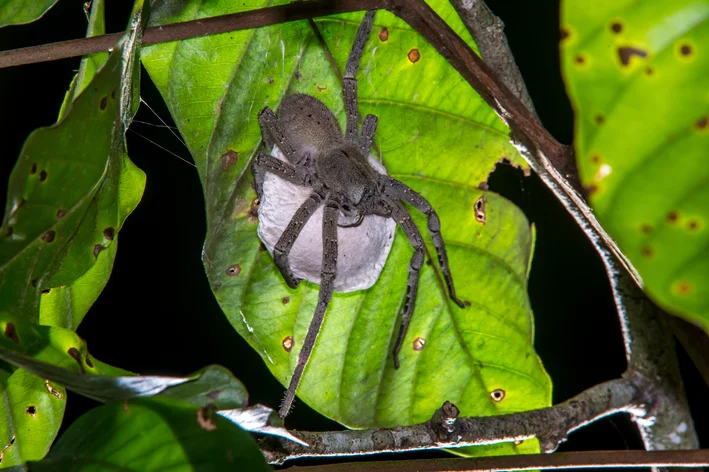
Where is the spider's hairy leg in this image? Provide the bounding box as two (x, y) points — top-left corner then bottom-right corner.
(343, 10), (376, 138)
(273, 192), (322, 289)
(280, 201), (339, 418)
(252, 152), (310, 196)
(390, 202), (425, 369)
(258, 107), (299, 162)
(385, 178), (466, 308)
(359, 114), (378, 155)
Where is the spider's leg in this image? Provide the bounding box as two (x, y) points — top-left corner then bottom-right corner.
(344, 10), (376, 139)
(252, 152), (310, 197)
(359, 114), (378, 155)
(390, 202), (425, 369)
(258, 107), (299, 163)
(385, 178), (466, 308)
(273, 192), (322, 289)
(280, 200), (339, 418)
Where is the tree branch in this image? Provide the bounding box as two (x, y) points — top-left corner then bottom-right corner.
(261, 375), (650, 464)
(283, 450), (709, 471)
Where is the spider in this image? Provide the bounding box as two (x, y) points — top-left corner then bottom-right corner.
(252, 10), (465, 419)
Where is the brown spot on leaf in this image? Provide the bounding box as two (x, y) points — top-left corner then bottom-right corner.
(85, 355), (94, 368)
(103, 227), (115, 240)
(695, 117), (708, 130)
(408, 48), (420, 63)
(618, 46), (648, 66)
(111, 89), (116, 99)
(640, 246), (653, 258)
(42, 231), (56, 243)
(56, 209), (66, 219)
(282, 296), (290, 304)
(227, 448), (234, 462)
(39, 170), (47, 181)
(45, 380), (63, 399)
(99, 96), (108, 110)
(474, 196), (486, 224)
(574, 54), (585, 64)
(258, 243), (267, 252)
(266, 77), (274, 84)
(680, 43), (692, 56)
(413, 337), (425, 351)
(30, 163), (37, 175)
(675, 281), (693, 296)
(667, 211), (679, 223)
(226, 264), (241, 276)
(4, 323), (19, 344)
(294, 71), (302, 79)
(41, 289), (51, 295)
(379, 27), (389, 41)
(196, 407), (217, 431)
(688, 220), (701, 231)
(559, 27), (569, 41)
(594, 114), (605, 125)
(221, 150), (238, 172)
(645, 67), (654, 76)
(585, 185), (598, 196)
(282, 336), (294, 352)
(640, 224), (653, 233)
(67, 347), (86, 374)
(316, 85), (328, 92)
(491, 389), (505, 402)
(93, 244), (104, 257)
(30, 279), (37, 288)
(590, 155), (600, 164)
(610, 22), (623, 34)
(5, 226), (13, 237)
(248, 197), (260, 223)
(25, 405), (36, 417)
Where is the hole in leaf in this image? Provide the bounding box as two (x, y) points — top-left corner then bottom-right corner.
(45, 380), (63, 399)
(474, 196), (486, 224)
(491, 389), (505, 402)
(25, 405), (36, 417)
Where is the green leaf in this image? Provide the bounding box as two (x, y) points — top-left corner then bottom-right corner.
(58, 0), (109, 121)
(28, 397), (271, 472)
(0, 2), (147, 466)
(142, 0), (550, 457)
(561, 0), (709, 331)
(0, 0), (58, 28)
(0, 1), (146, 329)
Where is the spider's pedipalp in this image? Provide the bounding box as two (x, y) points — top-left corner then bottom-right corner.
(279, 200), (339, 418)
(274, 192), (323, 289)
(390, 201), (425, 369)
(385, 177), (466, 308)
(344, 10), (376, 138)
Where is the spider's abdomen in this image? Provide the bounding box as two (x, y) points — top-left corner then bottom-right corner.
(277, 94), (343, 162)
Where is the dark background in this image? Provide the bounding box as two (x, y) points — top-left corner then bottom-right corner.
(0, 0), (706, 467)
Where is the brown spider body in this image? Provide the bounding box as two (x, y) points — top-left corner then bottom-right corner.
(252, 11), (464, 419)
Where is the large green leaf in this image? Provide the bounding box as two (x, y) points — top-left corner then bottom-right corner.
(0, 2), (147, 466)
(561, 1), (709, 331)
(0, 0), (58, 28)
(28, 397), (271, 472)
(142, 0), (550, 456)
(0, 1), (145, 330)
(0, 318), (302, 445)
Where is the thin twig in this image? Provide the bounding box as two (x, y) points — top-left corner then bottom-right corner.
(283, 449), (709, 471)
(261, 376), (646, 463)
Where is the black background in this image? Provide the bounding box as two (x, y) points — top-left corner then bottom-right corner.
(0, 0), (706, 467)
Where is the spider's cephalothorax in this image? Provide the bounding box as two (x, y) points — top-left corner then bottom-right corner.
(252, 10), (465, 418)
